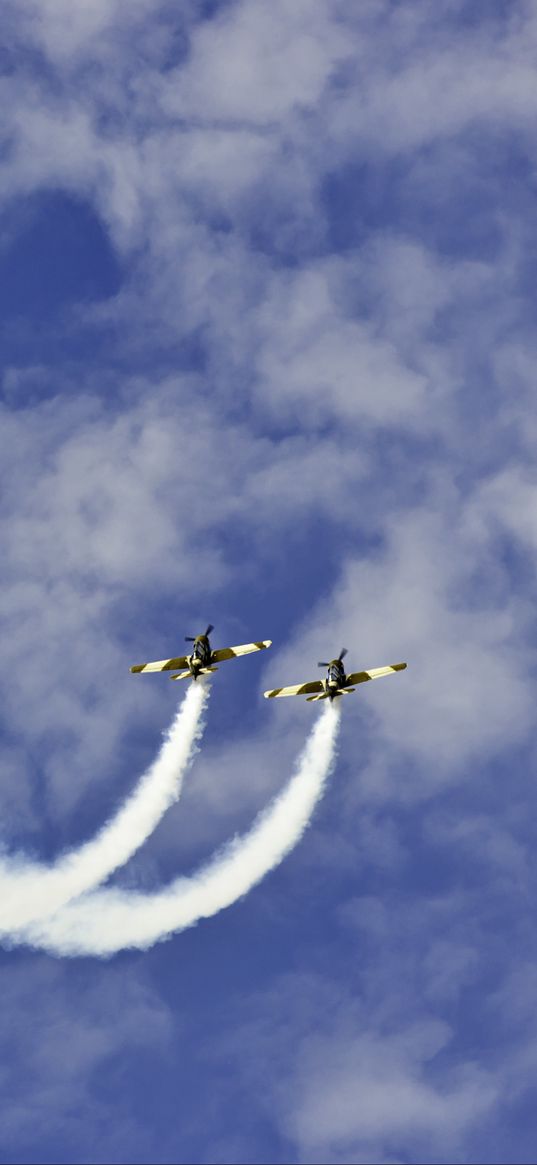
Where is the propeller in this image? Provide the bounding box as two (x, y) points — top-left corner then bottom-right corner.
(185, 623), (214, 643)
(318, 648), (347, 667)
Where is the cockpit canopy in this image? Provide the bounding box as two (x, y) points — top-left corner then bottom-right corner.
(328, 659), (345, 684)
(192, 636), (211, 665)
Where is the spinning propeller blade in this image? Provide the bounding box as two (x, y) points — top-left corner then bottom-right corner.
(185, 623), (214, 642)
(317, 661), (330, 668)
(338, 648), (348, 662)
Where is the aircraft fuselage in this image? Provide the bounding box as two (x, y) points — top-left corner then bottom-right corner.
(324, 658), (347, 698)
(188, 634), (212, 676)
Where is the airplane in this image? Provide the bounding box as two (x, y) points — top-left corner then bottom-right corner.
(130, 624), (272, 682)
(264, 649), (407, 702)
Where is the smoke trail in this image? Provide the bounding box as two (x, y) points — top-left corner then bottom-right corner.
(17, 701), (340, 956)
(0, 681), (209, 934)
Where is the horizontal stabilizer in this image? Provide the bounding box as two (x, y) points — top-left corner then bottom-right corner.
(170, 665), (218, 681)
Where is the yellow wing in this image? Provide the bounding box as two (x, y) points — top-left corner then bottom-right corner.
(346, 662), (407, 685)
(212, 640), (272, 663)
(130, 655), (189, 674)
(264, 680), (324, 699)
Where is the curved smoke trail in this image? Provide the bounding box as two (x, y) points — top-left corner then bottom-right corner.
(16, 701), (340, 956)
(0, 681), (209, 934)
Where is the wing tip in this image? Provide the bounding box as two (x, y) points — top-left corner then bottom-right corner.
(393, 662), (407, 671)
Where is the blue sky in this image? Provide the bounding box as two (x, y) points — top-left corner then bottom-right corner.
(1, 0), (537, 1159)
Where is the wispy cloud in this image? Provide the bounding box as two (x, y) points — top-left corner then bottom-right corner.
(1, 0), (537, 1160)
(0, 957), (174, 1162)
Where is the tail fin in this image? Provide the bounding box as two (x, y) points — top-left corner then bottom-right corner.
(307, 687), (355, 702)
(170, 665), (218, 681)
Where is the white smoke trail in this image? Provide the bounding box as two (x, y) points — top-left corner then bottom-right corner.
(0, 681), (209, 934)
(16, 701), (340, 956)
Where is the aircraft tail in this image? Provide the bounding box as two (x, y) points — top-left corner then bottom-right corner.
(170, 666), (218, 682)
(307, 686), (356, 703)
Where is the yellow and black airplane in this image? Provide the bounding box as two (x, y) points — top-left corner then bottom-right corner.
(131, 624), (272, 682)
(264, 649), (407, 702)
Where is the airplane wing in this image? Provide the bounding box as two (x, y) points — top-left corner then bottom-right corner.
(212, 640), (272, 663)
(264, 680), (324, 699)
(346, 662), (407, 685)
(130, 655), (189, 674)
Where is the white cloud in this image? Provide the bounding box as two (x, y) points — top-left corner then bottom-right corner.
(252, 262), (429, 431)
(161, 0), (349, 125)
(210, 970), (498, 1165)
(0, 367), (379, 832)
(0, 958), (172, 1159)
(286, 1022), (496, 1163)
(262, 495), (535, 793)
(467, 467), (537, 559)
(328, 5), (537, 157)
(0, 3), (536, 1159)
(0, 0), (535, 868)
(4, 0), (170, 67)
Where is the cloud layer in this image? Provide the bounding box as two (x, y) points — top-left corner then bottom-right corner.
(2, 1), (537, 1161)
